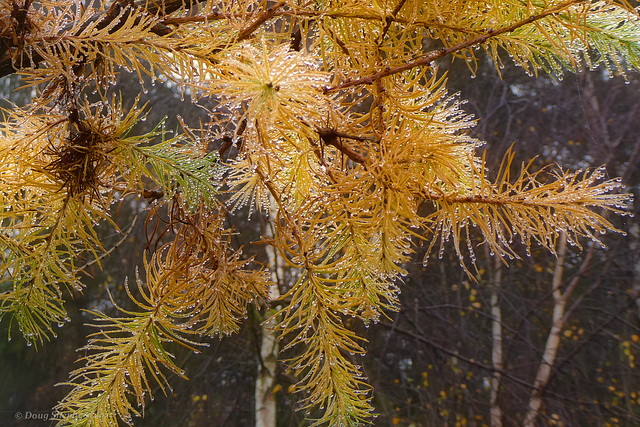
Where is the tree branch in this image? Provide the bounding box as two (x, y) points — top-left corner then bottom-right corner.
(378, 319), (539, 392)
(324, 0), (586, 93)
(0, 0), (194, 78)
(236, 1), (285, 43)
(317, 128), (368, 165)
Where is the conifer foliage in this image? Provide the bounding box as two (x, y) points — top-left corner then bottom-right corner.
(0, 0), (637, 425)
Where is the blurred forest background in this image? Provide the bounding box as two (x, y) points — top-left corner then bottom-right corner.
(1, 53), (639, 426)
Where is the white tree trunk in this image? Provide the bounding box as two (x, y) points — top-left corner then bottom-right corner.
(629, 224), (640, 322)
(255, 206), (282, 427)
(489, 256), (503, 427)
(255, 311), (279, 427)
(523, 233), (568, 427)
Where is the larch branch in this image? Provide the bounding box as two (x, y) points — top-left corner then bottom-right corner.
(324, 0), (586, 93)
(0, 0), (197, 78)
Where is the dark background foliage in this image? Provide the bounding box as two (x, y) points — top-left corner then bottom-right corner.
(1, 54), (639, 426)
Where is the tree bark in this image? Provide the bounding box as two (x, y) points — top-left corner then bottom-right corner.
(255, 308), (278, 427)
(255, 202), (282, 427)
(523, 232), (567, 427)
(489, 256), (503, 427)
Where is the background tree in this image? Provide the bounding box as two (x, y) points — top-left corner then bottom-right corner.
(0, 1), (639, 426)
(362, 58), (640, 426)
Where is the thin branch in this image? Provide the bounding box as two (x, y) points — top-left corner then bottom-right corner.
(377, 0), (409, 44)
(546, 288), (640, 396)
(560, 241), (596, 320)
(324, 0), (586, 93)
(317, 128), (367, 164)
(76, 214), (139, 271)
(236, 1), (285, 43)
(416, 304), (521, 336)
(162, 11), (228, 25)
(277, 9), (491, 34)
(378, 319), (539, 392)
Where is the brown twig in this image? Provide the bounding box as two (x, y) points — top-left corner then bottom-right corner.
(324, 0), (585, 93)
(77, 214), (139, 271)
(236, 1), (285, 42)
(317, 128), (368, 164)
(377, 0), (409, 45)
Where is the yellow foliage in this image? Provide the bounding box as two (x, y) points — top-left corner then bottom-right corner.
(0, 0), (637, 425)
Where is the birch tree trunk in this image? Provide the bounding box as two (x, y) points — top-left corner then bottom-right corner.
(489, 256), (503, 427)
(630, 224), (640, 325)
(255, 206), (282, 427)
(523, 233), (568, 427)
